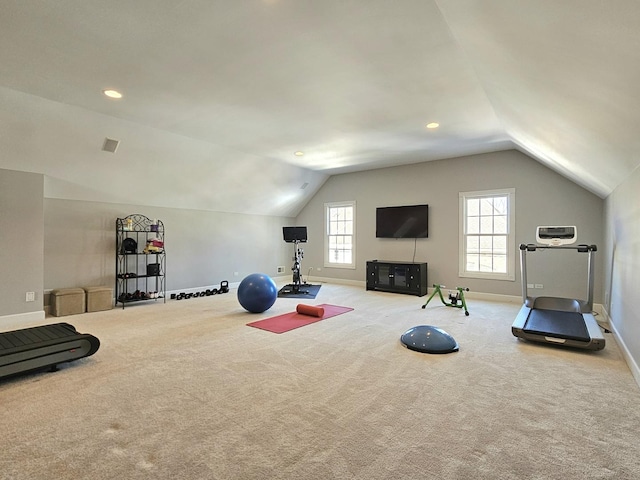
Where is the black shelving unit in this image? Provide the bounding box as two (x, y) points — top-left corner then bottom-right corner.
(115, 214), (166, 308)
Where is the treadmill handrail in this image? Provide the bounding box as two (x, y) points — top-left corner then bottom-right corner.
(519, 243), (597, 312)
(519, 243), (597, 252)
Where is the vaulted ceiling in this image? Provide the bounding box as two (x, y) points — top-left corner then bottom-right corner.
(1, 1), (639, 216)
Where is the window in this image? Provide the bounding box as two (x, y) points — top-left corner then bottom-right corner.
(325, 201), (356, 269)
(459, 189), (515, 281)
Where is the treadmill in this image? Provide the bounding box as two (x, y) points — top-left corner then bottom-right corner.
(511, 226), (605, 351)
(0, 323), (100, 380)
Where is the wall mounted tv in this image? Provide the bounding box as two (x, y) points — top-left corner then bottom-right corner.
(376, 204), (429, 239)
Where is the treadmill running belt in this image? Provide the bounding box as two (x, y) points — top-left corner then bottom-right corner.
(524, 309), (590, 342)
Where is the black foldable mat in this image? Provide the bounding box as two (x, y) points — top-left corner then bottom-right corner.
(277, 284), (321, 299)
(523, 309), (590, 342)
(0, 323), (100, 380)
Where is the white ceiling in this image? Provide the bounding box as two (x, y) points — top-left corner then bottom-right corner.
(1, 0), (639, 216)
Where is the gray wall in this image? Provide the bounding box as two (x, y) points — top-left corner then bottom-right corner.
(0, 169), (44, 317)
(603, 166), (640, 378)
(0, 166), (296, 321)
(295, 150), (605, 302)
(44, 199), (294, 293)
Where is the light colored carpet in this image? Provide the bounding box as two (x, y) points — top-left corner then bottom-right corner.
(1, 283), (639, 479)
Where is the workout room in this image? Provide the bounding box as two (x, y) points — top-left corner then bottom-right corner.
(2, 2), (640, 479)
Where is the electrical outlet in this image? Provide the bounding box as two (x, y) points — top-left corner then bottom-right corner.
(527, 283), (534, 289)
(534, 284), (543, 289)
(316, 267), (322, 271)
(277, 266), (286, 274)
(233, 272), (239, 277)
(26, 291), (35, 302)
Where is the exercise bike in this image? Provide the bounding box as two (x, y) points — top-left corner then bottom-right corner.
(281, 226), (309, 295)
(290, 240), (307, 294)
(422, 284), (470, 316)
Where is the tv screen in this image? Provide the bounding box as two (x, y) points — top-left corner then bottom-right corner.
(376, 204), (429, 238)
(283, 226), (307, 243)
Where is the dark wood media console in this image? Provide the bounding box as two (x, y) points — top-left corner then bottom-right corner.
(366, 260), (428, 296)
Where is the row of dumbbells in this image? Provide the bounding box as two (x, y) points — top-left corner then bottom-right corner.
(118, 290), (161, 302)
(171, 281), (229, 300)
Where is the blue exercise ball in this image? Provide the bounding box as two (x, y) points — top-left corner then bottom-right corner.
(237, 273), (278, 313)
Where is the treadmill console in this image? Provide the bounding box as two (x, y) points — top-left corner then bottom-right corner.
(536, 226), (576, 246)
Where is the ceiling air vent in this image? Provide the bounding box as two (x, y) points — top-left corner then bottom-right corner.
(102, 138), (120, 153)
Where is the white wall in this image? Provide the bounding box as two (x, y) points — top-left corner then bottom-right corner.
(603, 165), (640, 382)
(0, 85), (326, 218)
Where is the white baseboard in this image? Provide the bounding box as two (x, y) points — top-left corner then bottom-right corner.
(463, 290), (522, 304)
(309, 277), (364, 287)
(600, 307), (640, 389)
(0, 310), (46, 330)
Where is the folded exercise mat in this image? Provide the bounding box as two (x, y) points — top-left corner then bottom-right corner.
(246, 304), (353, 334)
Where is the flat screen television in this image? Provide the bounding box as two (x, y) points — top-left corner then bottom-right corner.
(376, 204), (429, 238)
(283, 226), (307, 243)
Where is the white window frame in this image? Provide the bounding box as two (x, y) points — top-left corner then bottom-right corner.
(459, 188), (516, 281)
(324, 201), (356, 269)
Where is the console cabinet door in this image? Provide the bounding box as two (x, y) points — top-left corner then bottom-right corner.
(391, 264), (409, 291)
(407, 264), (427, 296)
(366, 262), (377, 290)
(407, 264), (420, 293)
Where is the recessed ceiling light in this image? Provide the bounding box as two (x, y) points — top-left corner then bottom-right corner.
(294, 151), (304, 156)
(103, 89), (122, 99)
(426, 122), (439, 129)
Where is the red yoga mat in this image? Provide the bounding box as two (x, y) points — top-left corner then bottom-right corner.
(246, 304), (353, 334)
